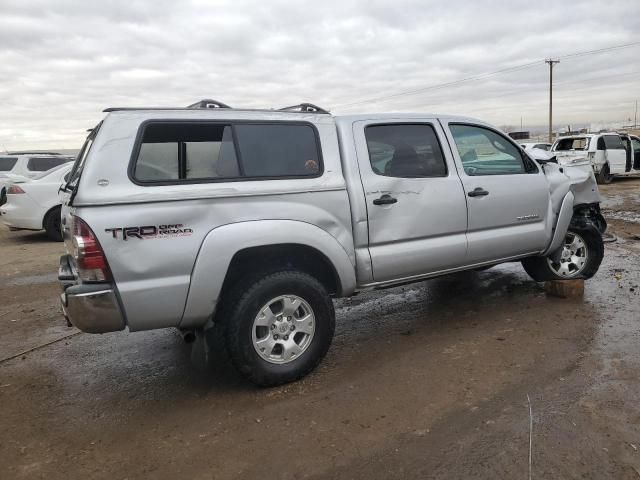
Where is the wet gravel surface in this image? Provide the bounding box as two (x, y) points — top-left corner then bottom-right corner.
(1, 178), (639, 479)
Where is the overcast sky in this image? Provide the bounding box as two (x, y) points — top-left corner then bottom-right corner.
(1, 0), (639, 150)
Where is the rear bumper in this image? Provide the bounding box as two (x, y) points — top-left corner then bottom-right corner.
(59, 255), (125, 333)
(1, 202), (43, 230)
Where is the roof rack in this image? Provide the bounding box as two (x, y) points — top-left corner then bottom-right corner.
(187, 99), (231, 109)
(279, 103), (330, 114)
(103, 100), (330, 114)
(104, 99), (232, 113)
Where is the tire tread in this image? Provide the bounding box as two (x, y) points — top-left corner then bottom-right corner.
(219, 269), (335, 387)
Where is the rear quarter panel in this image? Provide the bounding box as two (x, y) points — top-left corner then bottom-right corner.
(72, 112), (354, 331)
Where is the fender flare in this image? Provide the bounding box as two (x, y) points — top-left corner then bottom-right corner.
(542, 191), (574, 257)
(179, 220), (356, 328)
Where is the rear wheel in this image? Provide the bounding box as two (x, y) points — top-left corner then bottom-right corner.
(43, 206), (63, 242)
(221, 270), (335, 387)
(522, 226), (604, 281)
(0, 187), (6, 206)
(596, 163), (613, 184)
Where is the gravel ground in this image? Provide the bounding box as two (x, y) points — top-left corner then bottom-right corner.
(1, 177), (639, 479)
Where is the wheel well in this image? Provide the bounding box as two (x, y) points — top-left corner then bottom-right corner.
(572, 203), (607, 234)
(220, 244), (341, 297)
(42, 204), (61, 229)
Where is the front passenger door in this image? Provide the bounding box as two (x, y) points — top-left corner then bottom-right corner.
(444, 123), (550, 265)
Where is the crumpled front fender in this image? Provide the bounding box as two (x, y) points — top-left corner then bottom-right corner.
(542, 161), (601, 210)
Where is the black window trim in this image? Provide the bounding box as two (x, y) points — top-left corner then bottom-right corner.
(448, 122), (539, 176)
(128, 119), (324, 186)
(363, 122), (449, 178)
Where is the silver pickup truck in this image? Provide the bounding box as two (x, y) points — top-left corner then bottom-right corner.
(58, 101), (605, 386)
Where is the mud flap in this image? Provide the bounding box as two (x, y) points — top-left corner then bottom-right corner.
(190, 330), (210, 370)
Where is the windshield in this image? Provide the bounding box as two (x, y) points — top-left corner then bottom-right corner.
(0, 157), (18, 171)
(554, 137), (589, 151)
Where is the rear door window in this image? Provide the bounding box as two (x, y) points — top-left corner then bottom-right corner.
(364, 124), (447, 177)
(27, 156), (68, 171)
(0, 157), (18, 171)
(603, 135), (624, 149)
(598, 135), (625, 150)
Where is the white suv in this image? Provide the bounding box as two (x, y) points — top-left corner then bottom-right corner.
(0, 152), (73, 205)
(551, 133), (640, 184)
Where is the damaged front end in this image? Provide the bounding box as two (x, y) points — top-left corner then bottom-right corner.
(530, 150), (607, 235)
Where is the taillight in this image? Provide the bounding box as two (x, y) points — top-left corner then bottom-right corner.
(7, 185), (25, 194)
(71, 216), (111, 282)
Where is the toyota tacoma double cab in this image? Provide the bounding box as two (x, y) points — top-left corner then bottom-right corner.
(58, 100), (606, 386)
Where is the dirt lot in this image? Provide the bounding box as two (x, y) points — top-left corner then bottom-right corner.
(1, 178), (639, 479)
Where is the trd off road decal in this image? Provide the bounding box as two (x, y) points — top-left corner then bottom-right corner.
(105, 224), (193, 240)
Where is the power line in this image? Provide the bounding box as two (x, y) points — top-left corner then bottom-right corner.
(558, 41), (640, 59)
(332, 41), (640, 110)
(332, 61), (541, 109)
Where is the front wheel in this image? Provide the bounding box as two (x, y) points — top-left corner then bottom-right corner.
(222, 270), (335, 387)
(522, 226), (604, 281)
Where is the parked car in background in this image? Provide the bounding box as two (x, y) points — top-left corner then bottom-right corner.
(520, 142), (552, 152)
(551, 133), (640, 184)
(0, 152), (73, 206)
(619, 134), (640, 173)
(57, 100), (606, 386)
(1, 163), (72, 241)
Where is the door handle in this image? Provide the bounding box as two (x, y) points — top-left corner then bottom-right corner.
(467, 187), (489, 197)
(373, 194), (398, 205)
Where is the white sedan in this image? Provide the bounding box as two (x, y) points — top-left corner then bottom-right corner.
(0, 163), (73, 241)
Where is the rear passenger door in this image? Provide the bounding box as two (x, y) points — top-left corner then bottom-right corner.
(354, 120), (468, 282)
(599, 135), (626, 175)
(443, 122), (550, 264)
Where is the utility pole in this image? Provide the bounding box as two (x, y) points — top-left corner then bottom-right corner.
(546, 59), (560, 143)
(635, 100), (638, 128)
